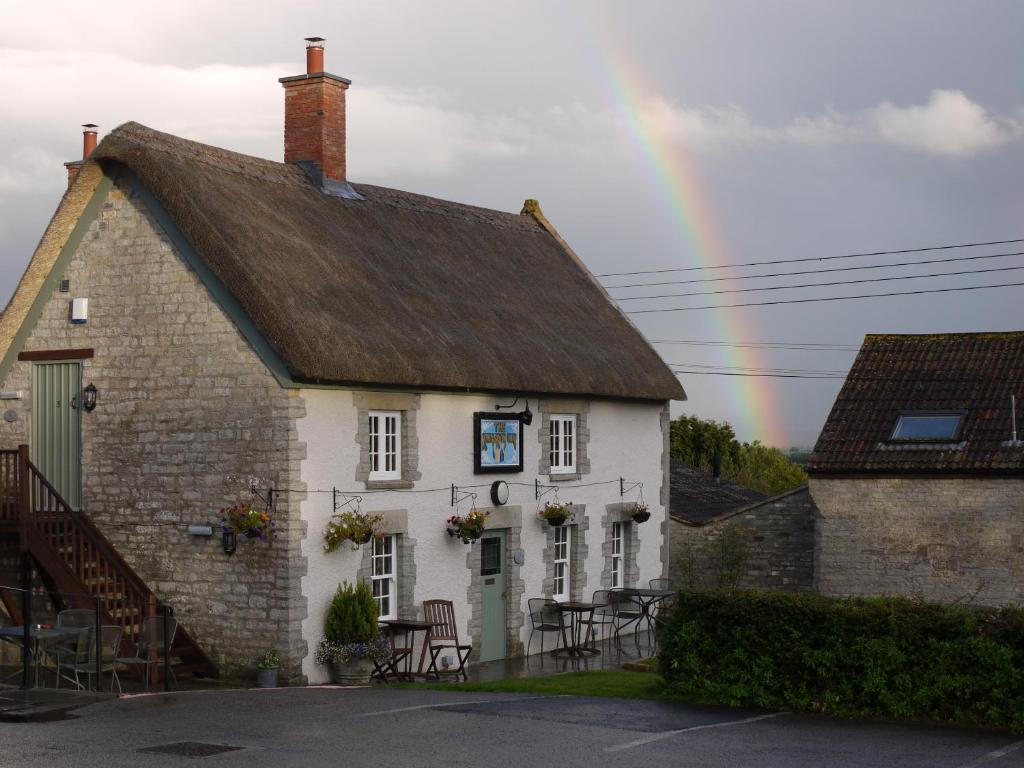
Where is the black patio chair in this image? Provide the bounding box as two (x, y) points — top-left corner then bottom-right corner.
(527, 598), (563, 655)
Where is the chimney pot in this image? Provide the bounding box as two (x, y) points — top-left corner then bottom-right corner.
(82, 123), (98, 160)
(305, 37), (325, 74)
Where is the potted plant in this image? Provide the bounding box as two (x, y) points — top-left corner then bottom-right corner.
(446, 508), (489, 543)
(538, 500), (573, 527)
(254, 650), (280, 688)
(220, 502), (275, 545)
(323, 510), (384, 552)
(631, 501), (651, 524)
(314, 581), (390, 684)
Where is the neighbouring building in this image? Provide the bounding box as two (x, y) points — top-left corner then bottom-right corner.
(668, 462), (817, 592)
(808, 332), (1024, 607)
(0, 39), (683, 682)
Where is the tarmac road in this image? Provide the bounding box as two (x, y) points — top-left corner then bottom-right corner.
(0, 687), (1021, 768)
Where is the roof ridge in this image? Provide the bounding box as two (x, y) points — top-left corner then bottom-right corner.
(104, 122), (544, 233)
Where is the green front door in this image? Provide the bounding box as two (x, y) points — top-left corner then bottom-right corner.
(31, 362), (82, 510)
(479, 529), (507, 662)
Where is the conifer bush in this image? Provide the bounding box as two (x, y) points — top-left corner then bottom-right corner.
(324, 581), (378, 645)
(659, 590), (1024, 731)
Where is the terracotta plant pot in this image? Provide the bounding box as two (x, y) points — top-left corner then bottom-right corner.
(330, 656), (375, 685)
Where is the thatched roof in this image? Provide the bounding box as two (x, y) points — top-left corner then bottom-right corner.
(809, 332), (1024, 475)
(85, 122), (683, 401)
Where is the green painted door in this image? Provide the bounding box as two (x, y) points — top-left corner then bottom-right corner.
(31, 362), (82, 510)
(479, 529), (507, 662)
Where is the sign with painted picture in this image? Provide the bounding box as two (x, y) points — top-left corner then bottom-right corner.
(474, 412), (524, 474)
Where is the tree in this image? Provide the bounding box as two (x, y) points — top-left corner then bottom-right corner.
(670, 414), (807, 496)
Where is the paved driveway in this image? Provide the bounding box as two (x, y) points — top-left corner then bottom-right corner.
(0, 687), (1021, 768)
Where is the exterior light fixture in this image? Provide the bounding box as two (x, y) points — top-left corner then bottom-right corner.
(82, 383), (98, 412)
(494, 396), (533, 426)
(490, 480), (510, 506)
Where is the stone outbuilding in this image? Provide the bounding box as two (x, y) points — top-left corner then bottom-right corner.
(0, 39), (684, 682)
(808, 332), (1024, 607)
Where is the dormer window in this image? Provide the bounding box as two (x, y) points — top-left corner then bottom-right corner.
(889, 412), (965, 442)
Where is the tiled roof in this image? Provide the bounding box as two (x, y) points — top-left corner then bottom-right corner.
(669, 461), (767, 523)
(809, 332), (1024, 475)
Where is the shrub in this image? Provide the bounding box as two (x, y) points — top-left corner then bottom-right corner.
(658, 591), (1024, 731)
(324, 581), (378, 645)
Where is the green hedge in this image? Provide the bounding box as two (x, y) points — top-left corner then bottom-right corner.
(658, 591), (1024, 731)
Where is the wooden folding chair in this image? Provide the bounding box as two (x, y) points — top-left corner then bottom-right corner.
(372, 625), (413, 682)
(421, 600), (472, 680)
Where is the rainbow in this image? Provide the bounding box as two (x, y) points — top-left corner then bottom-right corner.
(590, 27), (786, 447)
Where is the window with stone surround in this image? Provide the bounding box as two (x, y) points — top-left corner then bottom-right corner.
(549, 414), (576, 475)
(355, 393), (421, 489)
(371, 534), (398, 620)
(553, 526), (571, 601)
(368, 411), (401, 481)
(537, 401), (590, 481)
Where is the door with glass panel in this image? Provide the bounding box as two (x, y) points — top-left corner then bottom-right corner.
(479, 530), (506, 661)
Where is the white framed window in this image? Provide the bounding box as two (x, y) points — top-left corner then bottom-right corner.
(549, 414), (576, 474)
(371, 534), (397, 620)
(611, 521), (624, 589)
(553, 526), (571, 601)
(368, 411), (401, 481)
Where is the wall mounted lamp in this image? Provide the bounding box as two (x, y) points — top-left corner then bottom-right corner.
(494, 396), (532, 426)
(82, 383), (98, 412)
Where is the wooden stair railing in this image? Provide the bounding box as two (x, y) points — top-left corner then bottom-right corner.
(2, 445), (216, 678)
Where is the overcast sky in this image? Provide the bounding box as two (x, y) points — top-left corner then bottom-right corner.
(2, 1), (1021, 448)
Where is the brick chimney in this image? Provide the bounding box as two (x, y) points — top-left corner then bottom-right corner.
(64, 124), (98, 189)
(279, 37), (351, 185)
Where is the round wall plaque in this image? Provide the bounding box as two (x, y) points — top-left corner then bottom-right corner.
(2, 410), (16, 423)
(490, 480), (509, 506)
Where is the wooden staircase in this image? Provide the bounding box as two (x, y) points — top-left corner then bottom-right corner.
(0, 446), (216, 681)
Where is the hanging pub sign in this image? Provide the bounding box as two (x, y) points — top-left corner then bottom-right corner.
(474, 412), (524, 474)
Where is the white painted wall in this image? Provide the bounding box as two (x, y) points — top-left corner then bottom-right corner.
(298, 390), (666, 683)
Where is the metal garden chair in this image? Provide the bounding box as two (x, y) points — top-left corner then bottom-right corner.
(527, 598), (563, 655)
(112, 614), (178, 692)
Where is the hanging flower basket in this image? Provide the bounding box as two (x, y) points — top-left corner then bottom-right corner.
(220, 502), (275, 543)
(446, 509), (489, 544)
(538, 501), (573, 527)
(324, 510), (384, 553)
(631, 502), (651, 524)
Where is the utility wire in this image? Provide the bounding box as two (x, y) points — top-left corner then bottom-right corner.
(614, 263), (1024, 302)
(603, 250), (1024, 290)
(596, 237), (1024, 277)
(672, 370), (844, 379)
(666, 362), (847, 374)
(628, 279), (1024, 314)
(650, 340), (860, 351)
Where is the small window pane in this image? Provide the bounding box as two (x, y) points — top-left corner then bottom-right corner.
(481, 537), (501, 576)
(891, 414), (963, 441)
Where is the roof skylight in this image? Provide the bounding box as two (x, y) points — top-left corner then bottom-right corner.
(890, 412), (965, 442)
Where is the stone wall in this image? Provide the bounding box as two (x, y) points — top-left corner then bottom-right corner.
(812, 477), (1024, 607)
(0, 173), (307, 681)
(669, 487), (817, 592)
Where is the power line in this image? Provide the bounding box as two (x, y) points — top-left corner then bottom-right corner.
(671, 369), (844, 379)
(603, 250), (1024, 290)
(596, 237), (1024, 277)
(650, 339), (860, 351)
(666, 362), (848, 374)
(615, 264), (1024, 302)
(628, 279), (1024, 314)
